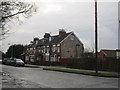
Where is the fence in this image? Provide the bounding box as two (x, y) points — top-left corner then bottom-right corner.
(63, 57), (119, 72)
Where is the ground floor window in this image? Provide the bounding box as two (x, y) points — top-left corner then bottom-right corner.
(30, 55), (35, 62)
(37, 57), (40, 61)
(45, 53), (49, 61)
(50, 56), (54, 62)
(50, 54), (57, 62)
(25, 56), (29, 62)
(58, 56), (60, 62)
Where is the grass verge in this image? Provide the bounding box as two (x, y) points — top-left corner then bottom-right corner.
(25, 64), (40, 68)
(43, 67), (119, 78)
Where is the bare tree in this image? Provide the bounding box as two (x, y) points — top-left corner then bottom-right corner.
(0, 0), (37, 40)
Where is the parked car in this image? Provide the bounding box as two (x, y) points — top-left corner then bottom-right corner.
(2, 58), (7, 64)
(10, 58), (16, 66)
(2, 58), (11, 65)
(11, 59), (25, 67)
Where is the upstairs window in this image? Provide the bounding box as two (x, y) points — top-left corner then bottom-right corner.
(58, 47), (60, 53)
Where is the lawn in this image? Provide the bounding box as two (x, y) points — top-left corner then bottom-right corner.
(25, 64), (40, 68)
(43, 67), (119, 78)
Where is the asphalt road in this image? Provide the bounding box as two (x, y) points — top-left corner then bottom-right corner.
(2, 64), (119, 88)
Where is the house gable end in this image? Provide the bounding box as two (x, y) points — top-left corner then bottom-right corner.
(60, 32), (83, 46)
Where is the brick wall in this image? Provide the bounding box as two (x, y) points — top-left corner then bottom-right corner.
(61, 34), (84, 59)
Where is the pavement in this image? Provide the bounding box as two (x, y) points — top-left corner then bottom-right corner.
(26, 64), (118, 75)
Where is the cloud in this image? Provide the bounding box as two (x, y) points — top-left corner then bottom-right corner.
(80, 38), (94, 52)
(2, 1), (118, 52)
(41, 3), (62, 14)
(16, 29), (34, 34)
(99, 27), (114, 38)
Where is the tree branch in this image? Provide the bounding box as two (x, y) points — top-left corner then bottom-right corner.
(2, 10), (25, 20)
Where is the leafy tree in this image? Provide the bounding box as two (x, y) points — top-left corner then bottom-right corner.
(0, 0), (37, 40)
(82, 52), (95, 58)
(6, 44), (24, 59)
(0, 51), (4, 59)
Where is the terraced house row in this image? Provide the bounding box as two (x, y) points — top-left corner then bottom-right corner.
(24, 29), (84, 65)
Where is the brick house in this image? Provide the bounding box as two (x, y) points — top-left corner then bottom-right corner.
(25, 29), (84, 65)
(98, 49), (116, 59)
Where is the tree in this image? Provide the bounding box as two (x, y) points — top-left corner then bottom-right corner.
(82, 52), (94, 58)
(0, 0), (37, 40)
(5, 44), (24, 59)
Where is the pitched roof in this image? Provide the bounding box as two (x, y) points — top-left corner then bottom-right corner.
(29, 32), (72, 47)
(99, 49), (116, 57)
(50, 32), (71, 44)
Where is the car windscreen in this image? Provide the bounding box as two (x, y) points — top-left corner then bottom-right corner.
(16, 59), (23, 62)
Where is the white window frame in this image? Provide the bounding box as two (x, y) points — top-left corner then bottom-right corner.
(58, 46), (60, 53)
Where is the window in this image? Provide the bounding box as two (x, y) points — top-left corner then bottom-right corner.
(58, 56), (60, 61)
(30, 48), (33, 50)
(47, 47), (49, 53)
(50, 56), (54, 62)
(58, 47), (60, 53)
(44, 47), (46, 53)
(30, 55), (35, 62)
(42, 46), (45, 53)
(50, 54), (57, 62)
(37, 57), (39, 61)
(34, 50), (36, 54)
(53, 47), (56, 52)
(45, 53), (49, 61)
(52, 45), (56, 52)
(25, 56), (29, 61)
(42, 49), (43, 53)
(70, 35), (74, 40)
(57, 44), (60, 46)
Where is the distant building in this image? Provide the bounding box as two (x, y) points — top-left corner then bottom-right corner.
(116, 49), (120, 59)
(98, 49), (116, 59)
(24, 29), (84, 65)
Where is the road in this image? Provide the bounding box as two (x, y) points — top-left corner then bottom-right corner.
(2, 64), (119, 88)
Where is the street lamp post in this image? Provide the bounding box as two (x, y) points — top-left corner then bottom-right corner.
(95, 0), (98, 74)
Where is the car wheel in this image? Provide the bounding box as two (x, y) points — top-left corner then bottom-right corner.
(15, 64), (18, 67)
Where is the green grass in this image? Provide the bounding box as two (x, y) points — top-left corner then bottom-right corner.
(43, 67), (119, 78)
(25, 64), (40, 68)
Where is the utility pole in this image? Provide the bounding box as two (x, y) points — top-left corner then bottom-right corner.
(95, 0), (98, 74)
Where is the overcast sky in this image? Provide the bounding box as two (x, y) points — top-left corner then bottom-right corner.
(1, 0), (119, 52)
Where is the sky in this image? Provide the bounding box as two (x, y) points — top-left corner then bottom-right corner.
(1, 0), (119, 53)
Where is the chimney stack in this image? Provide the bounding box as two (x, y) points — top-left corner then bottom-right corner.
(59, 29), (66, 36)
(33, 37), (39, 44)
(33, 37), (39, 41)
(44, 33), (51, 38)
